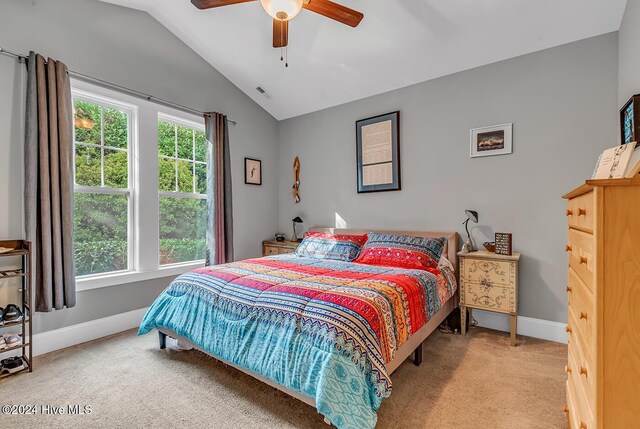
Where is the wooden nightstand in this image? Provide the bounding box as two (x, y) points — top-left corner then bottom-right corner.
(262, 240), (299, 256)
(458, 250), (521, 346)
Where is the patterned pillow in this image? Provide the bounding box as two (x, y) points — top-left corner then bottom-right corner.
(294, 232), (368, 262)
(353, 233), (447, 270)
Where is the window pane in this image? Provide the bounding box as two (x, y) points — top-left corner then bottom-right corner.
(103, 107), (128, 149)
(104, 149), (128, 188)
(75, 144), (101, 187)
(158, 157), (176, 192)
(177, 126), (193, 159)
(177, 160), (194, 193)
(195, 131), (207, 162)
(74, 100), (101, 145)
(158, 121), (175, 157)
(195, 163), (207, 194)
(74, 193), (128, 276)
(159, 197), (207, 265)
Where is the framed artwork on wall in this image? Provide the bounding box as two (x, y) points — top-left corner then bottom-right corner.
(244, 158), (262, 185)
(620, 94), (640, 145)
(356, 111), (400, 193)
(470, 123), (513, 158)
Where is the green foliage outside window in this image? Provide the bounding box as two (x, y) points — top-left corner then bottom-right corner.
(73, 100), (209, 276)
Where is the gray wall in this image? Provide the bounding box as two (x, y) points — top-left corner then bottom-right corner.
(619, 0), (640, 105)
(0, 0), (279, 333)
(277, 34), (619, 324)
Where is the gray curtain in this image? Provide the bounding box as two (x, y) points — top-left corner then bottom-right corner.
(204, 112), (233, 265)
(24, 52), (76, 312)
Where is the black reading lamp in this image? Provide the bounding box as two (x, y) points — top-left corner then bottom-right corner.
(292, 217), (303, 242)
(462, 210), (478, 253)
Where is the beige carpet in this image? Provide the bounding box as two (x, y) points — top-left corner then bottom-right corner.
(0, 327), (567, 428)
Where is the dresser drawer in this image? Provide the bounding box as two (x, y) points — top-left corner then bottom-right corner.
(567, 374), (593, 429)
(263, 245), (280, 256)
(567, 229), (595, 292)
(567, 268), (595, 359)
(462, 258), (515, 287)
(566, 191), (595, 233)
(568, 324), (595, 412)
(279, 246), (296, 254)
(463, 281), (514, 313)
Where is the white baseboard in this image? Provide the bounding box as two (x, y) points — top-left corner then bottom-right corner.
(32, 307), (149, 357)
(472, 309), (568, 344)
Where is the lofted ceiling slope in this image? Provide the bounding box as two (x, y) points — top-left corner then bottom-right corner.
(101, 0), (627, 120)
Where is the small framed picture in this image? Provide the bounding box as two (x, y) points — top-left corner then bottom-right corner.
(495, 233), (513, 256)
(470, 123), (513, 158)
(244, 158), (262, 185)
(620, 94), (640, 145)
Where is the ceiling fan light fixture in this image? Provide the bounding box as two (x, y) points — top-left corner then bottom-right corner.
(260, 0), (303, 21)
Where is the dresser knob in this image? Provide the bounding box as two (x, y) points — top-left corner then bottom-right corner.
(580, 422), (588, 429)
(563, 404), (569, 413)
(578, 208), (587, 216)
(579, 366), (588, 376)
(566, 209), (573, 216)
(565, 245), (572, 252)
(565, 365), (572, 374)
(580, 312), (588, 321)
(580, 256), (588, 264)
(567, 285), (572, 293)
(566, 325), (572, 333)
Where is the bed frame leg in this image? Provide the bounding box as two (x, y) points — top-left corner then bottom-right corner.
(158, 331), (167, 350)
(414, 343), (423, 366)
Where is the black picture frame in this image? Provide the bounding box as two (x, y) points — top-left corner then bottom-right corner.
(355, 111), (400, 193)
(620, 94), (640, 145)
(244, 157), (262, 185)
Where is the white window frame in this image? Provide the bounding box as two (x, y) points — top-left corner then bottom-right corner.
(72, 88), (137, 279)
(71, 80), (206, 291)
(157, 113), (207, 267)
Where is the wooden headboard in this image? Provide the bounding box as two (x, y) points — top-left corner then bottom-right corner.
(309, 228), (459, 274)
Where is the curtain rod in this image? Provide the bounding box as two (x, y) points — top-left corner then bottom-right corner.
(0, 47), (237, 126)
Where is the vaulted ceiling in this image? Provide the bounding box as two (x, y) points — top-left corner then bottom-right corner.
(101, 0), (627, 120)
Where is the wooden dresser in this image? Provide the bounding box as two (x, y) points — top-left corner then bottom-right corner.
(262, 240), (298, 256)
(562, 177), (640, 429)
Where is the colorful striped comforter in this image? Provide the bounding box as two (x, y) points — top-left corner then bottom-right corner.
(139, 254), (457, 429)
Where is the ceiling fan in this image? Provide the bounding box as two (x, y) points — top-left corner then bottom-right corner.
(191, 0), (364, 66)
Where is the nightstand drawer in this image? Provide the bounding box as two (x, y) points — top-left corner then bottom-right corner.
(279, 247), (296, 254)
(463, 281), (514, 313)
(462, 258), (515, 287)
(566, 191), (595, 233)
(567, 229), (595, 292)
(263, 246), (280, 256)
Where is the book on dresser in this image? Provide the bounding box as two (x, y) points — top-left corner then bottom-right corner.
(562, 176), (640, 429)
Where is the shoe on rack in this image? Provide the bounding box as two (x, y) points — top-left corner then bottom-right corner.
(3, 333), (20, 348)
(3, 304), (22, 323)
(0, 306), (4, 325)
(0, 336), (5, 350)
(1, 356), (24, 374)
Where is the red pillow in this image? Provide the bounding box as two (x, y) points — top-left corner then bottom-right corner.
(353, 233), (446, 271)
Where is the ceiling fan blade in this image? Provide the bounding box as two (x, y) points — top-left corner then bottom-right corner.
(273, 19), (289, 48)
(191, 0), (256, 10)
(302, 0), (363, 27)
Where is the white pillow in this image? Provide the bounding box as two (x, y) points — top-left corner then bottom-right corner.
(438, 255), (454, 271)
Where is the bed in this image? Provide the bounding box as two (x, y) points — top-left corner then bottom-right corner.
(139, 229), (458, 429)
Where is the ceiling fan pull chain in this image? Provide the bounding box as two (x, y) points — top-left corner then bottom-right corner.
(285, 46), (288, 68)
